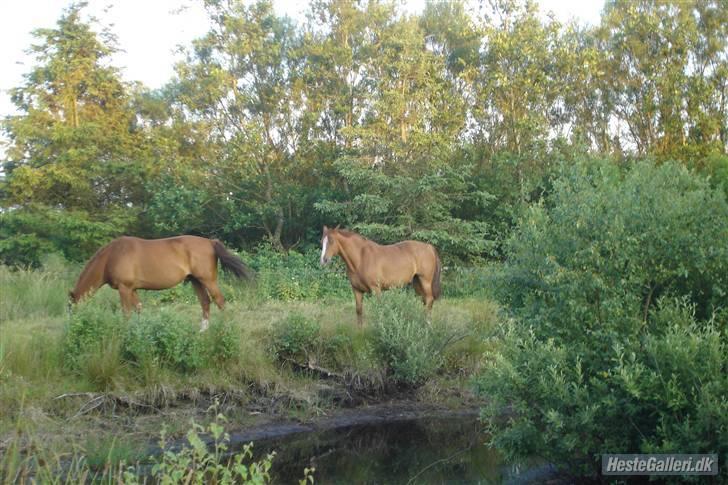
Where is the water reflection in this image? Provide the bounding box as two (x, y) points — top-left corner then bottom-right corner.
(246, 416), (508, 484)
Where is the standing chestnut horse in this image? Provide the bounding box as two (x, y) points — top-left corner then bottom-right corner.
(320, 226), (441, 325)
(69, 236), (251, 330)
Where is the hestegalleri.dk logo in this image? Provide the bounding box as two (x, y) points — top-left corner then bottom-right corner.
(602, 454), (718, 476)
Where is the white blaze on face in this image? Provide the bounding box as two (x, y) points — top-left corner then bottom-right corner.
(320, 235), (329, 265)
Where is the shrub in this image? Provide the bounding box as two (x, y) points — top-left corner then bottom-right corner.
(64, 306), (239, 377)
(247, 245), (351, 301)
(270, 314), (321, 363)
(0, 207), (125, 267)
(0, 233), (53, 269)
(478, 159), (728, 479)
(368, 290), (451, 386)
(64, 305), (125, 371)
(124, 309), (205, 373)
(203, 320), (241, 367)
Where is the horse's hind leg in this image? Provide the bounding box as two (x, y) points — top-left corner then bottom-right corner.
(200, 279), (225, 310)
(412, 276), (426, 305)
(418, 277), (435, 311)
(190, 279), (211, 331)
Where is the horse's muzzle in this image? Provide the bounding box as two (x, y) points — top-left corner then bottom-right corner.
(320, 256), (331, 266)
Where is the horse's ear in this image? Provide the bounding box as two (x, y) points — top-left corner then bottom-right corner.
(323, 225), (329, 233)
(335, 224), (340, 230)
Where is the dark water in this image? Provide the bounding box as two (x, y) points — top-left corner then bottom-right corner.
(243, 415), (544, 484)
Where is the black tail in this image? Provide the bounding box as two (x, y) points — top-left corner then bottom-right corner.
(432, 250), (442, 300)
(213, 240), (253, 279)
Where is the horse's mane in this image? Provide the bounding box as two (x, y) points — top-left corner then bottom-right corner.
(334, 229), (369, 241)
(72, 242), (112, 293)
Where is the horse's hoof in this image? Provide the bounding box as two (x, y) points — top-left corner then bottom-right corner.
(200, 319), (209, 332)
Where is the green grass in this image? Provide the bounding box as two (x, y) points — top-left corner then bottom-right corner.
(0, 260), (501, 475)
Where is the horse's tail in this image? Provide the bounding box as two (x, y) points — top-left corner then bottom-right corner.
(213, 240), (253, 279)
(432, 248), (442, 300)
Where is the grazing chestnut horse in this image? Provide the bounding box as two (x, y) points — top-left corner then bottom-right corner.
(69, 236), (252, 330)
(320, 226), (441, 325)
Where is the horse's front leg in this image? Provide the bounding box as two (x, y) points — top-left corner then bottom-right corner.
(353, 289), (364, 326)
(118, 285), (135, 316)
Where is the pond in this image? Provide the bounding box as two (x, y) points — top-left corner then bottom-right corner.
(239, 413), (551, 484)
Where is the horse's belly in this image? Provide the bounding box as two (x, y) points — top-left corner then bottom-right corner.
(354, 263), (414, 292)
(377, 260), (416, 288)
(137, 268), (189, 290)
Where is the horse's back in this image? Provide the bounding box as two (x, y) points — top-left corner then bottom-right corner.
(361, 239), (436, 288)
(104, 236), (216, 289)
(386, 240), (437, 262)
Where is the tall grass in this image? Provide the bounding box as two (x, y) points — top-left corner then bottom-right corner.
(0, 410), (282, 484)
(0, 255), (501, 466)
(0, 262), (74, 322)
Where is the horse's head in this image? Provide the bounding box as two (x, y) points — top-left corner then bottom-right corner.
(67, 290), (77, 314)
(320, 225), (339, 265)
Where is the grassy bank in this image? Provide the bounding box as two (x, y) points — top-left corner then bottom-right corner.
(0, 258), (499, 477)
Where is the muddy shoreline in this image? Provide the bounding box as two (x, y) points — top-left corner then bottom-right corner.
(225, 400), (481, 446)
(154, 398), (482, 453)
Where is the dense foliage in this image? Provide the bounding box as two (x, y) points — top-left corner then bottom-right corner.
(476, 159), (728, 478)
(2, 0), (726, 265)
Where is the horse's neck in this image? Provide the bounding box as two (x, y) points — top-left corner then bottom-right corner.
(336, 235), (366, 275)
(74, 249), (108, 298)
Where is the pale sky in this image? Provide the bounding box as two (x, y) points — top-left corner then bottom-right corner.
(0, 0), (604, 121)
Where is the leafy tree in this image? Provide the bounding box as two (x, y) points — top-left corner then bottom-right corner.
(168, 0), (314, 250)
(597, 0), (728, 160)
(2, 0), (727, 267)
(2, 3), (148, 213)
(0, 3), (152, 263)
(0, 208), (120, 267)
(310, 2), (492, 261)
(472, 0), (565, 157)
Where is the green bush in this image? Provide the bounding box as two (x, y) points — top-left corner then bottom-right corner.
(0, 207), (126, 267)
(124, 309), (205, 373)
(63, 305), (125, 371)
(247, 245), (351, 301)
(478, 159), (728, 478)
(615, 299), (727, 456)
(0, 233), (53, 269)
(64, 306), (239, 376)
(270, 313), (321, 363)
(369, 290), (451, 386)
(703, 153), (728, 199)
(203, 320), (241, 367)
